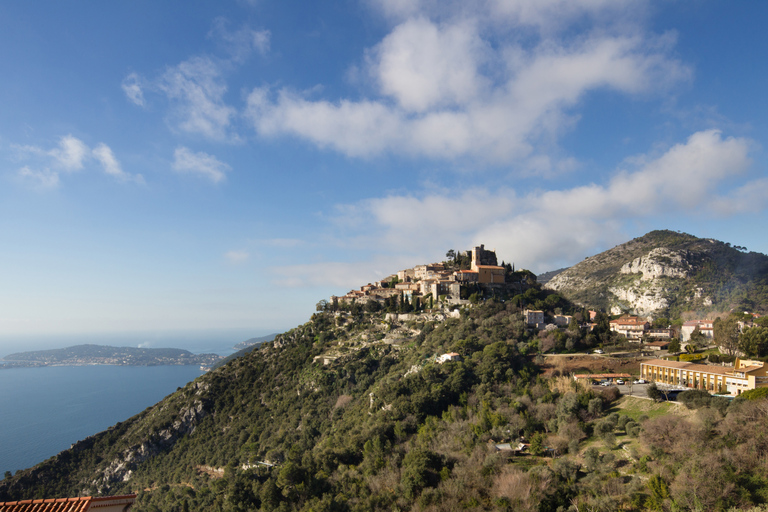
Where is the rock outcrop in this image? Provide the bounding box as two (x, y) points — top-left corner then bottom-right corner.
(544, 230), (768, 317)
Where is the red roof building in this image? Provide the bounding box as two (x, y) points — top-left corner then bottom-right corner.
(0, 494), (135, 512)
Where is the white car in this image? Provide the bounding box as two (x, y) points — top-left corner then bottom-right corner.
(616, 379), (625, 385)
(633, 379), (646, 384)
(594, 349), (604, 354)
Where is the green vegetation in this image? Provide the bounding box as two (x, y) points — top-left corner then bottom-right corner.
(4, 234), (768, 511)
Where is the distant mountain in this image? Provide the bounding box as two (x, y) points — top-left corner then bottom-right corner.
(536, 267), (569, 285)
(1, 344), (222, 368)
(544, 230), (768, 317)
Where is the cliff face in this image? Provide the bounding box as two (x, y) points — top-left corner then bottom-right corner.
(544, 230), (768, 317)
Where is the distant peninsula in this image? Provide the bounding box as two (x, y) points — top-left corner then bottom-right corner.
(0, 344), (222, 369)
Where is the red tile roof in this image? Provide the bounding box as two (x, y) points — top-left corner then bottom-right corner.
(0, 495), (135, 512)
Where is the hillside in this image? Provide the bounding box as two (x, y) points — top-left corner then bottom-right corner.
(1, 344), (221, 368)
(544, 230), (768, 318)
(4, 245), (768, 511)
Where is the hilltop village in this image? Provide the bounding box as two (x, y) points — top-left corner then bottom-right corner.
(332, 245), (520, 309)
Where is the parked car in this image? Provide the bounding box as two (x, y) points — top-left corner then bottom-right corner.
(594, 349), (604, 354)
(600, 380), (612, 386)
(616, 379), (625, 385)
(633, 379), (646, 384)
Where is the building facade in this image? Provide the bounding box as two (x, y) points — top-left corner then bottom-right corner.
(640, 358), (768, 395)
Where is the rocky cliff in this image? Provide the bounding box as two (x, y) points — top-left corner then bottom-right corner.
(544, 230), (768, 318)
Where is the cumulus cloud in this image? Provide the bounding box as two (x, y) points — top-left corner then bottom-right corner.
(371, 17), (488, 112)
(298, 130), (756, 276)
(172, 146), (230, 183)
(246, 6), (690, 165)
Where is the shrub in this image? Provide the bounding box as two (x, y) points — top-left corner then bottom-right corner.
(677, 390), (713, 409)
(736, 387), (768, 401)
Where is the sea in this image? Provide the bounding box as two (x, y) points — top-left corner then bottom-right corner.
(0, 329), (262, 479)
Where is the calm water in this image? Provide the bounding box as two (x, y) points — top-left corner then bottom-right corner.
(0, 365), (206, 478)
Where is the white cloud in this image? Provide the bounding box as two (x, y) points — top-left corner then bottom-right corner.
(710, 178), (768, 215)
(158, 56), (237, 140)
(172, 146), (230, 183)
(122, 73), (146, 107)
(209, 18), (270, 61)
(304, 130), (757, 275)
(224, 250), (250, 263)
(247, 88), (404, 157)
(124, 19), (270, 141)
(246, 10), (690, 165)
(48, 135), (89, 171)
(371, 17), (488, 112)
(17, 166), (60, 189)
(13, 136), (141, 188)
(92, 143), (145, 184)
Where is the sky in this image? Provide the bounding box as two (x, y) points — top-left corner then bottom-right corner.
(1, 0), (768, 349)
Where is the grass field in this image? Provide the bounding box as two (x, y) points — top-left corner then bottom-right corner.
(610, 395), (694, 420)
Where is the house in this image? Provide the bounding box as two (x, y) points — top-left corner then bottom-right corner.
(431, 280), (460, 299)
(645, 341), (671, 351)
(397, 268), (415, 281)
(395, 282), (420, 292)
(523, 309), (545, 328)
(437, 352), (462, 364)
(648, 328), (675, 340)
(609, 316), (649, 341)
(680, 320), (714, 342)
(454, 269), (479, 283)
(475, 265), (506, 284)
(0, 495), (136, 512)
(640, 358), (768, 395)
(554, 315), (573, 327)
(414, 264), (445, 280)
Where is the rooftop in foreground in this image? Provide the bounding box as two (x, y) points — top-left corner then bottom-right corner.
(0, 494), (135, 512)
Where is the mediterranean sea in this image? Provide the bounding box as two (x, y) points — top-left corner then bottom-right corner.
(0, 364), (206, 478)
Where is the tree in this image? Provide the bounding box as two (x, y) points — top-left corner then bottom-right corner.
(445, 249), (456, 261)
(687, 326), (707, 350)
(740, 326), (768, 358)
(647, 382), (662, 402)
(668, 338), (680, 353)
(713, 316), (741, 356)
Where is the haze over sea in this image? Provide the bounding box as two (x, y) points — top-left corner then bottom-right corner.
(0, 329), (265, 478)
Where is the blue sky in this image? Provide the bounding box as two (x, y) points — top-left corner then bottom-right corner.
(1, 1), (768, 347)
